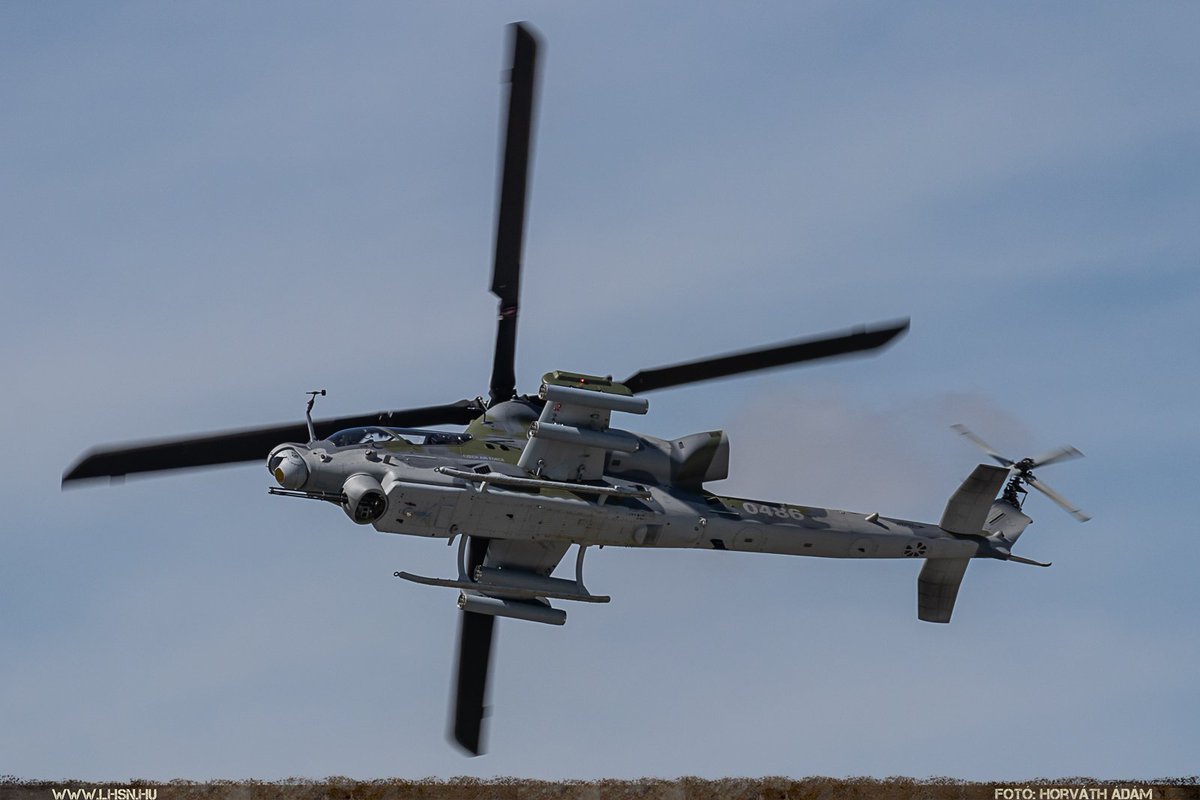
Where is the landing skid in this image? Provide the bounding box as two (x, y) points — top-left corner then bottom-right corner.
(394, 538), (610, 626)
(394, 571), (610, 603)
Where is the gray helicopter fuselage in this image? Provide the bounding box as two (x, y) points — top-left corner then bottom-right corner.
(267, 402), (982, 564)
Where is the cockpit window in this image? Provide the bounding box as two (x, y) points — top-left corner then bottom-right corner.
(327, 426), (471, 448)
(419, 431), (472, 446)
(327, 427), (396, 447)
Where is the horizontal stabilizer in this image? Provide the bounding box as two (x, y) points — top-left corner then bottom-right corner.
(940, 464), (1010, 535)
(918, 557), (970, 623)
(1006, 553), (1052, 567)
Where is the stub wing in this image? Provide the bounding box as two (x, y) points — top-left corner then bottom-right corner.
(517, 372), (648, 481)
(481, 538), (572, 576)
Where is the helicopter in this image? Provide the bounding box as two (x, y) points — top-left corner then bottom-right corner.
(62, 22), (1089, 756)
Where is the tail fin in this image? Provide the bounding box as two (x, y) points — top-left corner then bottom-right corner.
(917, 463), (1008, 623)
(919, 435), (1080, 622)
(940, 464), (1010, 535)
(918, 557), (970, 623)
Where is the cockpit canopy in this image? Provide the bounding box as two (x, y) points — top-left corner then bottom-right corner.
(326, 426), (472, 448)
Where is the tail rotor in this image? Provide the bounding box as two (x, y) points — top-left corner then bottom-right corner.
(951, 424), (1090, 522)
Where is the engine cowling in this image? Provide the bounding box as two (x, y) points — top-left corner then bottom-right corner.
(342, 474), (387, 524)
(670, 430), (730, 487)
(605, 430), (729, 489)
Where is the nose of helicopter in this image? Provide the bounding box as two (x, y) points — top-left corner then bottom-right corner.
(267, 446), (309, 489)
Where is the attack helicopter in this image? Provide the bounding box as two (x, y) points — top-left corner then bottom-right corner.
(63, 22), (1089, 756)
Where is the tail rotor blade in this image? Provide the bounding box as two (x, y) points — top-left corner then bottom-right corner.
(1026, 474), (1091, 523)
(1029, 444), (1083, 469)
(950, 424), (1014, 468)
(623, 319), (909, 395)
(488, 22), (541, 405)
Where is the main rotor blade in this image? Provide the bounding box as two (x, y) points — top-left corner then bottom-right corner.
(452, 536), (495, 756)
(488, 22), (541, 406)
(61, 399), (484, 485)
(451, 610), (495, 756)
(1025, 474), (1091, 523)
(622, 319), (910, 395)
(950, 423), (1014, 468)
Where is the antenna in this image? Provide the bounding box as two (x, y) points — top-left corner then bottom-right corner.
(305, 390), (326, 443)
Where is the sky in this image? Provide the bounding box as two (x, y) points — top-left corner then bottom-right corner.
(3, 0), (1198, 782)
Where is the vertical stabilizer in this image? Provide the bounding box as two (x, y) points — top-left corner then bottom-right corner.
(940, 464), (1010, 535)
(918, 557), (971, 623)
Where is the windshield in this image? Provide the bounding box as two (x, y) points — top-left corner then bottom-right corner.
(327, 427), (471, 447)
(327, 427), (396, 447)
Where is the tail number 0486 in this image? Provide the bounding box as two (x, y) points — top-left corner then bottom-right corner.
(741, 502), (805, 521)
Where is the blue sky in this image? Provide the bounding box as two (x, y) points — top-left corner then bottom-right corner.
(3, 1), (1198, 781)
